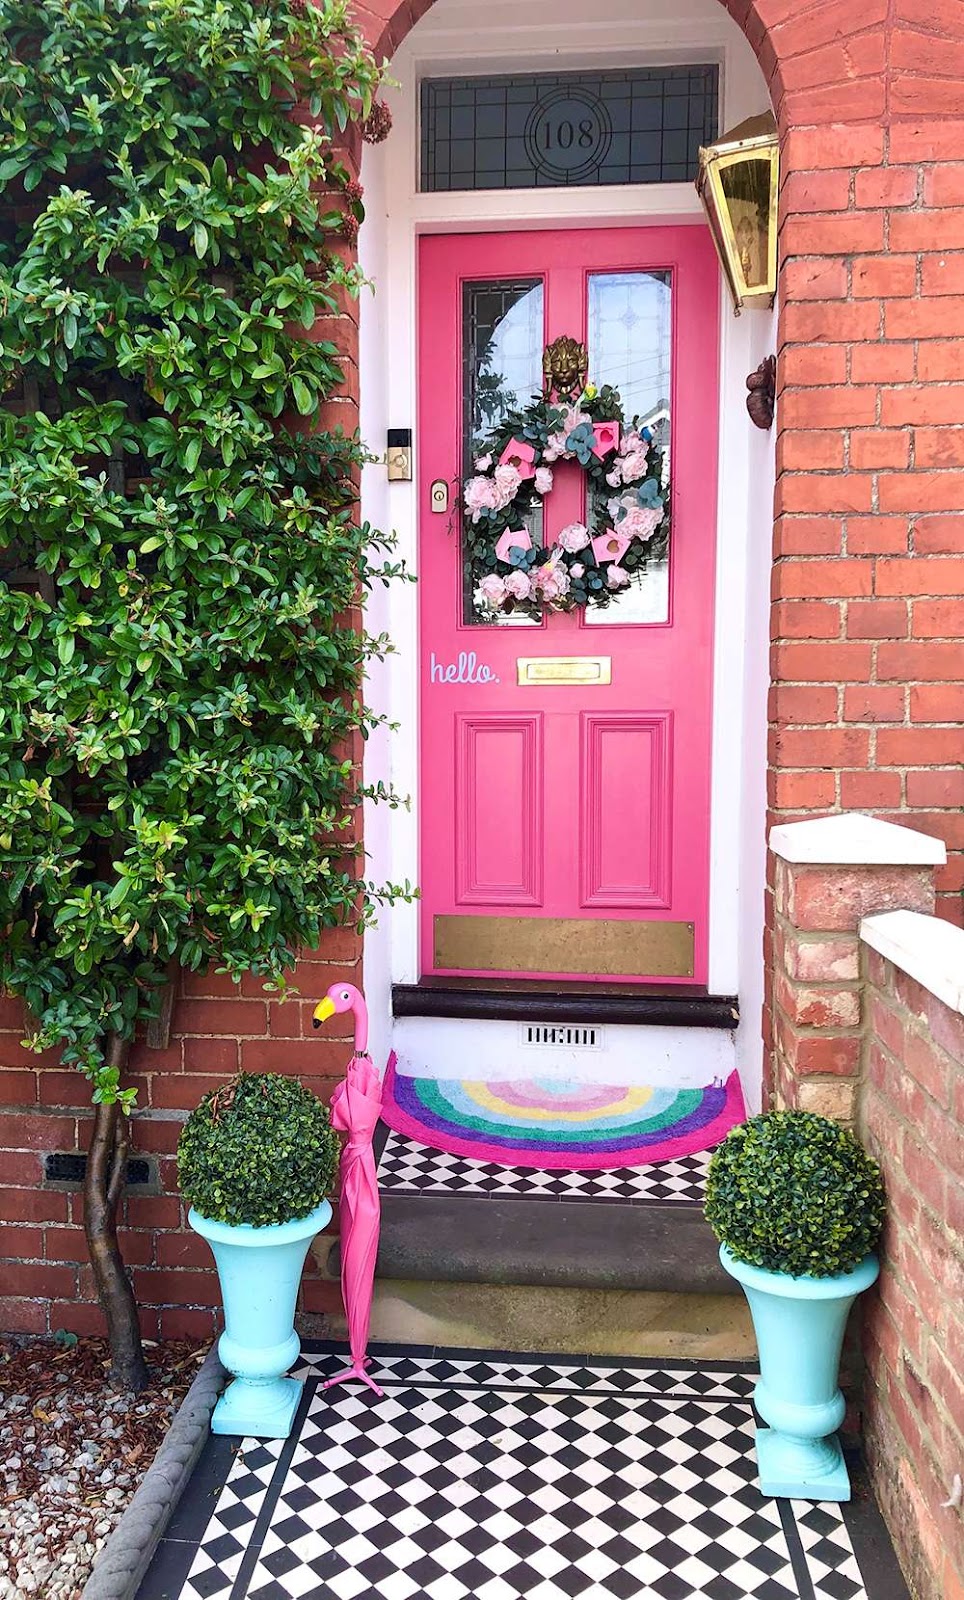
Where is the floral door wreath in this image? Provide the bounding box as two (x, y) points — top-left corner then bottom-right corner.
(462, 341), (669, 618)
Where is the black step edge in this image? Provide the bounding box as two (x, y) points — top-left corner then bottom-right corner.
(392, 984), (739, 1028)
(332, 1193), (734, 1296)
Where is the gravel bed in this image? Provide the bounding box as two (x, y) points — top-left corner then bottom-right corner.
(0, 1336), (206, 1600)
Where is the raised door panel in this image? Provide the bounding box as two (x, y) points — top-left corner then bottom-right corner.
(455, 714), (544, 906)
(580, 712), (672, 908)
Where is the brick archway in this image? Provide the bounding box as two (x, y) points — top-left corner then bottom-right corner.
(351, 0), (964, 937)
(352, 0), (964, 936)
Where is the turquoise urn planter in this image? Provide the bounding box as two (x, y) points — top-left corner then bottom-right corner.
(190, 1199), (332, 1439)
(720, 1245), (879, 1502)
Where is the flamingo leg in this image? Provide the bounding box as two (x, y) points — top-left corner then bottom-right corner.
(321, 1362), (384, 1398)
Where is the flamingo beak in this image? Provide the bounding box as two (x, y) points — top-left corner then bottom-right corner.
(312, 996), (337, 1029)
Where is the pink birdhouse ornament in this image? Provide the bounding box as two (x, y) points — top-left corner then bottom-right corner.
(498, 437), (537, 479)
(591, 529), (631, 565)
(592, 420), (620, 459)
(495, 526), (533, 564)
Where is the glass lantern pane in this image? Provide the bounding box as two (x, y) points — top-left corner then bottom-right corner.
(462, 279), (545, 626)
(720, 155), (772, 294)
(585, 270), (671, 626)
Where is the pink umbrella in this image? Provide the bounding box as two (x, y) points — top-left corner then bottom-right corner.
(312, 982), (385, 1398)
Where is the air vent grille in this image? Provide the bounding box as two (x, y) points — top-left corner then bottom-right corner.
(43, 1152), (154, 1187)
(522, 1024), (600, 1049)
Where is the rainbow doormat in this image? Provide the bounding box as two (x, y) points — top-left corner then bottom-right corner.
(381, 1059), (745, 1170)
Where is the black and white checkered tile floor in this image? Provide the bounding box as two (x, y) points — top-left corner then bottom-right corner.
(377, 1130), (711, 1205)
(138, 1347), (908, 1600)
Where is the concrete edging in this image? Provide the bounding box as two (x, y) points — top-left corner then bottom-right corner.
(81, 1344), (226, 1600)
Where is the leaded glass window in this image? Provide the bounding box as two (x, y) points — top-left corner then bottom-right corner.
(421, 67), (719, 193)
(462, 280), (545, 625)
(584, 271), (672, 626)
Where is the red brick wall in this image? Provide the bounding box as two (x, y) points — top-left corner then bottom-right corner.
(770, 854), (936, 1117)
(770, 833), (963, 1599)
(754, 0), (964, 932)
(0, 945), (357, 1339)
(860, 951), (964, 1600)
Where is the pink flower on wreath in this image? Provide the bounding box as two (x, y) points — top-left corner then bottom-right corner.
(495, 526), (532, 563)
(619, 429), (644, 455)
(570, 562), (585, 579)
(504, 569), (533, 600)
(618, 448), (650, 485)
(618, 505), (662, 543)
(543, 432), (568, 462)
(493, 463), (523, 505)
(605, 470), (622, 488)
(499, 438), (537, 480)
(558, 522), (590, 553)
(478, 573), (508, 608)
(464, 475), (501, 521)
(474, 452), (492, 471)
(562, 406), (591, 434)
(534, 560), (570, 603)
(592, 529), (631, 565)
(607, 564), (631, 589)
(534, 466), (554, 495)
(592, 420), (620, 459)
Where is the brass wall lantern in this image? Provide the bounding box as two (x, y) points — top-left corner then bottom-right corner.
(696, 113), (779, 315)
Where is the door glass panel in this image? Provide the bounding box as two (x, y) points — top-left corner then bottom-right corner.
(585, 270), (671, 625)
(462, 279), (545, 625)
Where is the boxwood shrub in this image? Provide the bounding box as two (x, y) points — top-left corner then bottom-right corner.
(705, 1111), (885, 1279)
(178, 1073), (340, 1227)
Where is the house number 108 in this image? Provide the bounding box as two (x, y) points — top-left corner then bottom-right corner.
(526, 90), (611, 182)
(541, 118), (596, 151)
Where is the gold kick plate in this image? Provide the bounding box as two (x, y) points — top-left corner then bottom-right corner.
(434, 915), (695, 978)
(517, 655), (611, 686)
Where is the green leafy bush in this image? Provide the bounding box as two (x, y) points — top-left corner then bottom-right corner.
(705, 1111), (885, 1279)
(0, 0), (410, 1106)
(0, 0), (408, 1384)
(177, 1072), (339, 1227)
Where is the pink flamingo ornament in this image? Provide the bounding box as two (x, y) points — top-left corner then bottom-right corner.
(312, 983), (385, 1398)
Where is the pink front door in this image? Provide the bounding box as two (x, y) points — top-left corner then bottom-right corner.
(418, 227), (720, 985)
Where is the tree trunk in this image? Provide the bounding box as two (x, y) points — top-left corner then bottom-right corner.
(83, 1034), (149, 1392)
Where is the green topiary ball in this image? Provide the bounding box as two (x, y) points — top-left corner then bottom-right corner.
(177, 1073), (340, 1228)
(705, 1111), (885, 1279)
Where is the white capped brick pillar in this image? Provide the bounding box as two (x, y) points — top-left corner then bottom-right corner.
(767, 814), (946, 1121)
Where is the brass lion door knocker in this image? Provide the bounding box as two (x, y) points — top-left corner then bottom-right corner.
(543, 335), (588, 402)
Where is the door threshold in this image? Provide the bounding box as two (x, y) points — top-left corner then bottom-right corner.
(391, 981), (739, 1028)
